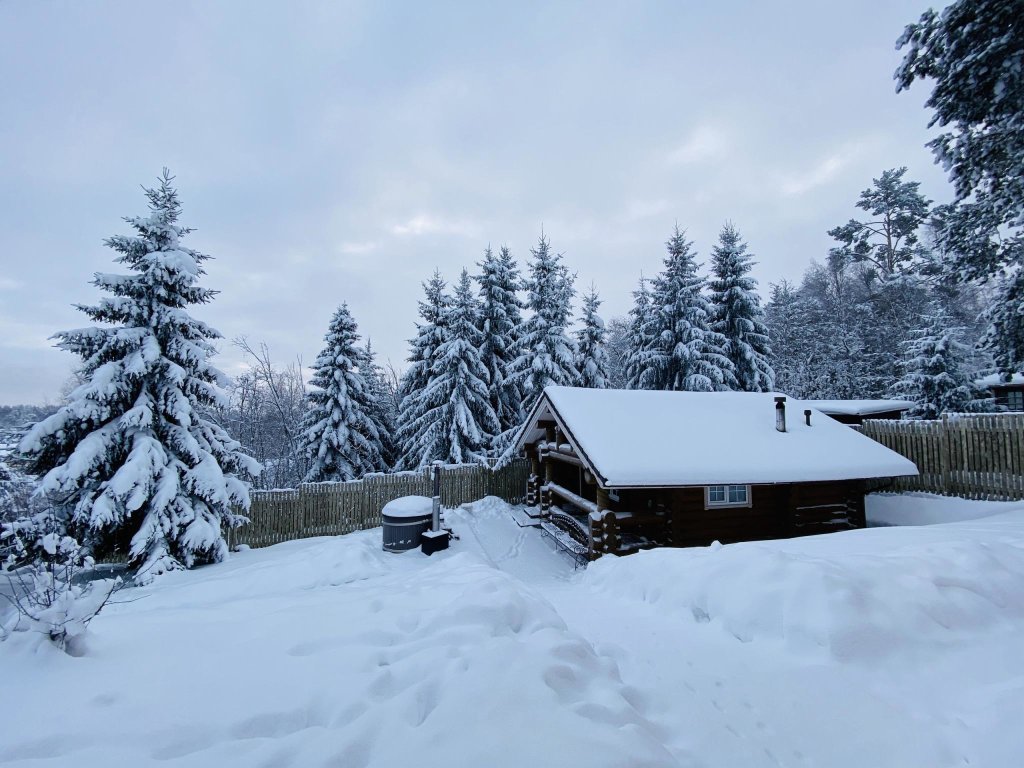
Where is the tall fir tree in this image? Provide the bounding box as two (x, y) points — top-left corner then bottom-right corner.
(300, 304), (385, 482)
(574, 286), (610, 389)
(399, 270), (499, 467)
(19, 171), (259, 580)
(624, 276), (654, 389)
(637, 226), (735, 391)
(890, 306), (994, 418)
(475, 245), (525, 435)
(510, 232), (578, 404)
(395, 271), (450, 469)
(709, 223), (775, 392)
(359, 339), (399, 472)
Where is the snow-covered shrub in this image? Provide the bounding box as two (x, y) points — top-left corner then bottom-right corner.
(2, 507), (122, 653)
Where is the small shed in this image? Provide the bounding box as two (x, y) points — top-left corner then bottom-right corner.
(514, 387), (918, 560)
(802, 399), (914, 425)
(976, 374), (1024, 411)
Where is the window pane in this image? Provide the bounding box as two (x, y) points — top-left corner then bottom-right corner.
(709, 486), (725, 502)
(728, 485), (747, 503)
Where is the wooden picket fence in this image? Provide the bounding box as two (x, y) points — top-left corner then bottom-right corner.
(230, 459), (530, 549)
(861, 413), (1024, 500)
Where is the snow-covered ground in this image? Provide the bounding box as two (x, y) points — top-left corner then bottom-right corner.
(2, 494), (1023, 767)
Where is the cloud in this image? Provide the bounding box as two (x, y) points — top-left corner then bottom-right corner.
(391, 214), (479, 238)
(780, 144), (864, 197)
(337, 240), (379, 255)
(668, 125), (728, 165)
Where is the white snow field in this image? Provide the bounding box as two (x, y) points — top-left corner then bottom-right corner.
(2, 494), (1024, 767)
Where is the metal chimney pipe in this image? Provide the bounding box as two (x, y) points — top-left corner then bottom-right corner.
(774, 396), (787, 432)
(804, 409), (812, 426)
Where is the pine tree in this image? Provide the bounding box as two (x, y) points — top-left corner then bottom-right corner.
(709, 223), (774, 392)
(18, 171), (259, 580)
(638, 226), (735, 391)
(395, 271), (450, 469)
(896, 0), (1024, 373)
(827, 168), (931, 279)
(359, 339), (399, 472)
(475, 245), (525, 435)
(890, 306), (994, 418)
(400, 270), (499, 467)
(624, 276), (654, 389)
(574, 287), (610, 389)
(510, 232), (578, 404)
(300, 305), (385, 482)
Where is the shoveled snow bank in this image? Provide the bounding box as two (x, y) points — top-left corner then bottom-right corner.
(867, 491), (1022, 527)
(583, 511), (1024, 661)
(0, 530), (671, 768)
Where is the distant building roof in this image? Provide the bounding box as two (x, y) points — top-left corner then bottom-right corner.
(976, 373), (1024, 387)
(515, 387), (918, 488)
(802, 399), (914, 417)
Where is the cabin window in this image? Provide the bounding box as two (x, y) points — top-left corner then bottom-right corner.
(705, 484), (750, 508)
(1007, 390), (1024, 411)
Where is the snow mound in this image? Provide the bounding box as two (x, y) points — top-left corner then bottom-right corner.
(382, 495), (434, 517)
(867, 492), (1023, 527)
(584, 531), (1024, 661)
(0, 533), (673, 768)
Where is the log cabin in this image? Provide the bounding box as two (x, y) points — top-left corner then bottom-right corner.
(513, 387), (918, 560)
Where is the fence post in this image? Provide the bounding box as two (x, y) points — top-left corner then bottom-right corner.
(939, 413), (951, 495)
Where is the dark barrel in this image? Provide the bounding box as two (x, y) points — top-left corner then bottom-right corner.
(382, 496), (434, 552)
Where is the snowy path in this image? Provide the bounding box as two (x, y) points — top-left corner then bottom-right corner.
(2, 494), (1023, 767)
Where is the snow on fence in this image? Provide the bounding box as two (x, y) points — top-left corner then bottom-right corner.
(230, 459), (530, 549)
(861, 413), (1024, 500)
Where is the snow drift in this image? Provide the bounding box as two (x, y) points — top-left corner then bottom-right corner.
(584, 519), (1024, 661)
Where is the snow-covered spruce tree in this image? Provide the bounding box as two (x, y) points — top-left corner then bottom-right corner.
(359, 339), (399, 472)
(574, 286), (610, 389)
(624, 276), (655, 389)
(475, 245), (525, 435)
(18, 171), (259, 580)
(897, 0), (1024, 374)
(639, 226), (735, 391)
(890, 306), (994, 419)
(400, 270), (499, 467)
(709, 223), (774, 392)
(510, 232), (578, 405)
(396, 271), (450, 469)
(603, 316), (631, 389)
(300, 305), (385, 482)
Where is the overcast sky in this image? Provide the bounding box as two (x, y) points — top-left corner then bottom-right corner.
(0, 0), (950, 404)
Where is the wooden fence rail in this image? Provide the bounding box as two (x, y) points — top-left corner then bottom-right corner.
(231, 459), (530, 549)
(861, 413), (1024, 500)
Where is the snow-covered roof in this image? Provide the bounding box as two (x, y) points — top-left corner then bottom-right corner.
(516, 387), (918, 488)
(802, 399), (914, 417)
(976, 373), (1024, 387)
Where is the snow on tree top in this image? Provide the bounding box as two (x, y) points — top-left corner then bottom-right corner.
(517, 386), (918, 487)
(802, 399), (915, 417)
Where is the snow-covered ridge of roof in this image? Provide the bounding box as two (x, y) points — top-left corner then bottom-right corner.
(802, 399), (914, 417)
(976, 373), (1024, 387)
(524, 387), (918, 488)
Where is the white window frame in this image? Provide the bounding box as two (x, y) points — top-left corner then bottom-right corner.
(704, 484), (752, 509)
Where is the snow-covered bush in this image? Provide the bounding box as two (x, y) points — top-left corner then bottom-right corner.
(2, 507), (122, 654)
